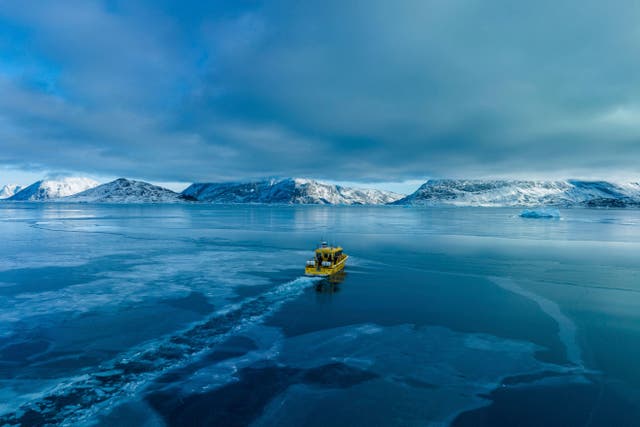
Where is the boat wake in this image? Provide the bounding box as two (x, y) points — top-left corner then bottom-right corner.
(0, 276), (319, 426)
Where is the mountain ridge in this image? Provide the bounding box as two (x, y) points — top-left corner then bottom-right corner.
(8, 177), (99, 201)
(3, 176), (640, 207)
(182, 178), (404, 205)
(0, 184), (22, 199)
(62, 178), (193, 203)
(395, 179), (640, 207)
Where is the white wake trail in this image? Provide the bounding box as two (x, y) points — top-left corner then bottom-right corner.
(0, 276), (319, 426)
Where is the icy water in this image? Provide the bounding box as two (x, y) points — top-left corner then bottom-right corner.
(1, 204), (640, 427)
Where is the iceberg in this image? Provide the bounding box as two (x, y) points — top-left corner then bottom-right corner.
(519, 208), (561, 219)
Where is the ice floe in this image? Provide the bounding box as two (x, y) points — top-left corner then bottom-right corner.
(519, 208), (561, 219)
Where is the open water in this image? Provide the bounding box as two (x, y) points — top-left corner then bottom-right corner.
(0, 204), (639, 426)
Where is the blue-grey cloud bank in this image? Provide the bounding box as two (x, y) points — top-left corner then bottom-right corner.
(1, 0), (639, 182)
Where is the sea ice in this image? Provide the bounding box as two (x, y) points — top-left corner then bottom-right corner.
(249, 323), (585, 426)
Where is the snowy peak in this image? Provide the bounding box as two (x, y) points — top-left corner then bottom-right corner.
(9, 177), (99, 201)
(395, 179), (640, 207)
(182, 178), (404, 205)
(0, 184), (22, 199)
(63, 178), (191, 203)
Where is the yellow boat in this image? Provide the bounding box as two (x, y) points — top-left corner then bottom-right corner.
(305, 242), (348, 277)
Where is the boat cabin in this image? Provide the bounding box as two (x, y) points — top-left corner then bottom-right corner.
(305, 242), (348, 277)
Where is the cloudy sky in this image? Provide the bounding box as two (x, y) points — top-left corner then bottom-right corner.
(1, 0), (639, 191)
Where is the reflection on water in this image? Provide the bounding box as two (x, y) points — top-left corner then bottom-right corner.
(315, 271), (346, 293)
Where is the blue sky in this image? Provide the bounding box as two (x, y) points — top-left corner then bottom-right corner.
(1, 0), (639, 193)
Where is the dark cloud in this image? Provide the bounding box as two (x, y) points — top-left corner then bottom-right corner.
(0, 0), (639, 183)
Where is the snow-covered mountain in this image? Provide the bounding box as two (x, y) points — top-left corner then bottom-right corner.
(63, 178), (193, 203)
(9, 177), (99, 201)
(0, 184), (22, 199)
(394, 179), (640, 207)
(182, 178), (404, 205)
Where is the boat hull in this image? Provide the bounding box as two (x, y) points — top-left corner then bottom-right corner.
(304, 255), (348, 277)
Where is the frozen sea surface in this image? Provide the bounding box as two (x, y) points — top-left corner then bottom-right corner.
(0, 204), (639, 426)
